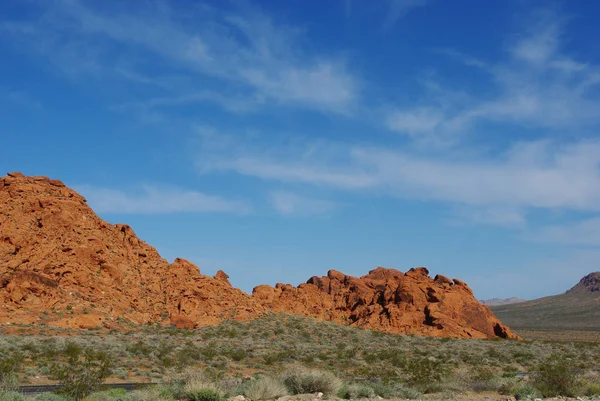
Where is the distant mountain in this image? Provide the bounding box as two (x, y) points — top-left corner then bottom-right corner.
(480, 297), (527, 306)
(491, 272), (600, 331)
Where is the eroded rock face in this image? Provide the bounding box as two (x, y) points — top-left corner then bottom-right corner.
(0, 173), (263, 329)
(252, 266), (518, 339)
(0, 173), (518, 339)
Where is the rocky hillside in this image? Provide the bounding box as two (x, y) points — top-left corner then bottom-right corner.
(0, 173), (517, 339)
(480, 297), (527, 306)
(492, 272), (600, 331)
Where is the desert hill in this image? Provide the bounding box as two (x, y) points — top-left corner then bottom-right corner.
(0, 172), (517, 339)
(480, 297), (527, 306)
(491, 272), (600, 331)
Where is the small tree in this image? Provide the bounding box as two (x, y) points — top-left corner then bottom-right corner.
(532, 354), (580, 397)
(50, 348), (112, 400)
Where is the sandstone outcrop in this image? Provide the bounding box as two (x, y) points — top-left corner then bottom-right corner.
(0, 173), (518, 338)
(0, 173), (263, 329)
(253, 267), (517, 339)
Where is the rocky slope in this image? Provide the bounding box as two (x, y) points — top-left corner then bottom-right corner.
(492, 272), (600, 331)
(480, 297), (527, 306)
(0, 172), (263, 329)
(253, 267), (516, 338)
(0, 173), (517, 339)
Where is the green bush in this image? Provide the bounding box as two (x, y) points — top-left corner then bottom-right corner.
(183, 378), (224, 401)
(404, 356), (450, 387)
(532, 354), (580, 397)
(243, 377), (288, 400)
(514, 384), (543, 400)
(0, 391), (25, 401)
(185, 388), (223, 401)
(390, 385), (422, 400)
(583, 381), (600, 396)
(50, 349), (112, 401)
(282, 366), (342, 395)
(468, 366), (501, 392)
(337, 384), (375, 399)
(0, 355), (21, 392)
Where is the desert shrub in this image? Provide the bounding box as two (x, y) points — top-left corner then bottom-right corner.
(584, 383), (600, 396)
(225, 348), (247, 362)
(0, 391), (25, 401)
(282, 366), (342, 395)
(128, 386), (174, 401)
(85, 388), (129, 401)
(33, 394), (74, 401)
(498, 378), (520, 396)
(468, 366), (501, 392)
(514, 384), (543, 400)
(531, 354), (580, 397)
(112, 368), (128, 380)
(337, 384), (375, 399)
(390, 385), (422, 400)
(50, 348), (112, 401)
(404, 356), (450, 387)
(183, 378), (224, 401)
(0, 355), (21, 391)
(243, 376), (288, 400)
(366, 382), (420, 399)
(185, 388), (223, 401)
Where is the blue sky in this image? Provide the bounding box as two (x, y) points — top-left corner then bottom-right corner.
(2, 0), (600, 299)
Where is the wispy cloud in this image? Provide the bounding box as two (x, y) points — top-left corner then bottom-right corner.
(383, 0), (428, 32)
(449, 206), (526, 229)
(77, 184), (250, 214)
(386, 10), (600, 143)
(1, 0), (358, 114)
(527, 217), (600, 246)
(196, 127), (600, 220)
(269, 191), (337, 217)
(3, 91), (42, 110)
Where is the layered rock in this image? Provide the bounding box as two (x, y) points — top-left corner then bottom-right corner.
(0, 173), (517, 338)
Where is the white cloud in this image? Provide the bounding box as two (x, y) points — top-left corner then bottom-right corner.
(383, 0), (428, 31)
(0, 0), (357, 114)
(77, 184), (250, 214)
(527, 217), (600, 246)
(196, 129), (600, 217)
(386, 108), (444, 137)
(450, 206), (526, 229)
(387, 10), (600, 142)
(269, 191), (337, 217)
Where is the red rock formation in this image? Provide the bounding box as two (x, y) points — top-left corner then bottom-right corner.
(253, 267), (517, 339)
(0, 173), (518, 339)
(0, 173), (263, 329)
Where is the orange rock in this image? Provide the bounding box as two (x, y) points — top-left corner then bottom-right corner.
(0, 173), (518, 339)
(251, 267), (519, 339)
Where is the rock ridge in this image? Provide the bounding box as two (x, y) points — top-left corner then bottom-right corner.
(0, 173), (518, 339)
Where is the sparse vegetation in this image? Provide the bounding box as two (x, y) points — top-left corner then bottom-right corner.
(282, 366), (342, 395)
(531, 353), (581, 397)
(1, 314), (600, 400)
(243, 376), (288, 400)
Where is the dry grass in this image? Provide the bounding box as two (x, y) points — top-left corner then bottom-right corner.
(0, 313), (599, 400)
